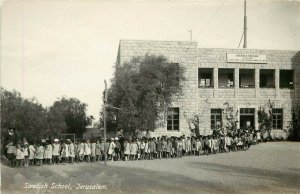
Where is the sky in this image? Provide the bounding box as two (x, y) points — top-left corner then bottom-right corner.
(1, 0), (300, 122)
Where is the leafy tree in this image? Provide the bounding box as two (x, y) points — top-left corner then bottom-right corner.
(1, 88), (47, 143)
(50, 97), (94, 137)
(1, 88), (93, 146)
(104, 54), (185, 133)
(222, 102), (239, 134)
(257, 101), (273, 140)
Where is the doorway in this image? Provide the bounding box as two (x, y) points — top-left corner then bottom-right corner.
(240, 108), (255, 129)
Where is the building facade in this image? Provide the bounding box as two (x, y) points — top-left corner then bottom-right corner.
(116, 40), (300, 138)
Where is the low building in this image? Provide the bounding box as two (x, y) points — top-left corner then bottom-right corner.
(116, 40), (300, 138)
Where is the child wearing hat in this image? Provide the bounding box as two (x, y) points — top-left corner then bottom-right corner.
(52, 139), (60, 164)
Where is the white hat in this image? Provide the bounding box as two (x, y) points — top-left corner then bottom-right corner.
(54, 138), (59, 142)
(114, 137), (119, 140)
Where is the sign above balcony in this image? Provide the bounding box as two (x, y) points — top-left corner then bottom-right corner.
(227, 53), (267, 64)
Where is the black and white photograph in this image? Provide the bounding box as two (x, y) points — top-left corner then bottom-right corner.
(1, 0), (300, 193)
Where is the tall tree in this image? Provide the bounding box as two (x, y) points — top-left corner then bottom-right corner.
(104, 54), (185, 133)
(50, 97), (94, 137)
(1, 88), (47, 143)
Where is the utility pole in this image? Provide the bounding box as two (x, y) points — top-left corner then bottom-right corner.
(243, 0), (247, 48)
(103, 80), (107, 166)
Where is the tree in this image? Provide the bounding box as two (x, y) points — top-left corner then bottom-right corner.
(222, 102), (239, 135)
(1, 88), (47, 143)
(105, 54), (185, 133)
(50, 97), (94, 137)
(257, 100), (273, 140)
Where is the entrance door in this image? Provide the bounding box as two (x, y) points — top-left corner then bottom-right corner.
(240, 108), (255, 129)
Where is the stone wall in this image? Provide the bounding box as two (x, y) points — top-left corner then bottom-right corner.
(118, 40), (199, 136)
(197, 48), (300, 136)
(117, 40), (300, 137)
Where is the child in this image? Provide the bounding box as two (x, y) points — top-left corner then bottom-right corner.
(136, 138), (141, 160)
(162, 138), (167, 158)
(91, 140), (96, 162)
(130, 139), (138, 160)
(156, 137), (162, 159)
(74, 140), (79, 162)
(69, 139), (75, 164)
(114, 138), (121, 161)
(166, 138), (172, 159)
(78, 140), (85, 162)
(177, 138), (182, 157)
(35, 143), (45, 166)
(144, 139), (149, 160)
(195, 138), (201, 156)
(6, 141), (16, 167)
(28, 142), (36, 166)
(186, 137), (191, 156)
(124, 139), (130, 161)
(108, 138), (116, 161)
(52, 139), (61, 164)
(172, 138), (177, 158)
(84, 139), (91, 162)
(95, 140), (101, 162)
(140, 139), (145, 160)
(15, 144), (24, 168)
(100, 139), (105, 161)
(181, 136), (186, 156)
(200, 136), (204, 155)
(149, 138), (155, 160)
(22, 143), (29, 167)
(191, 137), (196, 156)
(60, 140), (67, 163)
(44, 140), (52, 165)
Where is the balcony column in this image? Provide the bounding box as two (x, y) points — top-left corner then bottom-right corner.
(275, 69), (279, 99)
(214, 68), (218, 98)
(234, 68), (239, 98)
(255, 68), (260, 98)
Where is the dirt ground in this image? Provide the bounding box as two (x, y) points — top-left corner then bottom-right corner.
(1, 142), (300, 194)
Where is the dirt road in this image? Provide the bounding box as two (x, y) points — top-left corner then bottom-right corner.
(1, 142), (299, 194)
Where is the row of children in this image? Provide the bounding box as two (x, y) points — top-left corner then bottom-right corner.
(5, 130), (262, 167)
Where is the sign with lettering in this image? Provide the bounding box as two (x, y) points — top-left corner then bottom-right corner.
(227, 53), (267, 63)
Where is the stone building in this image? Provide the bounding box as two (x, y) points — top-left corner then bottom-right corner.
(116, 40), (300, 138)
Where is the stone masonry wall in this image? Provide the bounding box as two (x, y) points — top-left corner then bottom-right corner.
(118, 40), (199, 136)
(197, 48), (300, 136)
(117, 40), (300, 138)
